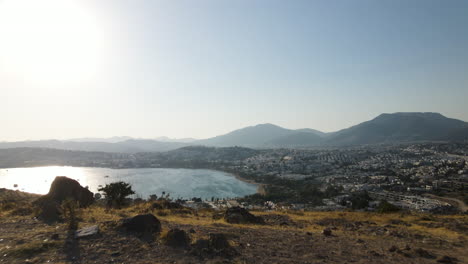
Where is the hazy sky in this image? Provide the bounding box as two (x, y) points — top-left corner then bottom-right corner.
(1, 0), (468, 141)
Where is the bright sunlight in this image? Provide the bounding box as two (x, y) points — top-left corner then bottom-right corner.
(0, 0), (103, 85)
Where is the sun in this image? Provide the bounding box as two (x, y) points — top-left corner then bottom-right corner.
(0, 0), (104, 85)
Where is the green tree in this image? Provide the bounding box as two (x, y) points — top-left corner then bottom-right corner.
(376, 200), (400, 213)
(98, 181), (135, 208)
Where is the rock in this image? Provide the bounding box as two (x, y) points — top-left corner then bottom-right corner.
(306, 232), (313, 236)
(322, 228), (332, 236)
(51, 234), (59, 240)
(35, 176), (94, 208)
(223, 207), (264, 225)
(437, 256), (458, 263)
(152, 200), (183, 210)
(189, 228), (196, 234)
(75, 225), (99, 239)
(191, 233), (238, 259)
(388, 245), (398, 252)
(122, 214), (161, 236)
(356, 239), (365, 243)
(209, 233), (230, 250)
(36, 199), (62, 223)
(164, 229), (190, 249)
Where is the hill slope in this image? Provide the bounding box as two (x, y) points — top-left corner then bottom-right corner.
(0, 139), (188, 153)
(327, 112), (468, 145)
(196, 124), (325, 148)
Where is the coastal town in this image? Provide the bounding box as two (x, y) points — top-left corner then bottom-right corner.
(1, 142), (466, 214)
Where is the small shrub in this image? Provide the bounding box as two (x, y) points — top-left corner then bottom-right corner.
(62, 199), (80, 230)
(98, 181), (135, 208)
(377, 200), (400, 213)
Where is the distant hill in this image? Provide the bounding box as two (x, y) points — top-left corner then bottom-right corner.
(66, 136), (133, 143)
(295, 128), (327, 137)
(265, 132), (324, 148)
(327, 112), (468, 145)
(1, 113), (466, 152)
(195, 124), (326, 148)
(155, 136), (197, 143)
(0, 139), (188, 153)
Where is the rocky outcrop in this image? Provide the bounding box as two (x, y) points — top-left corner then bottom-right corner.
(191, 233), (238, 259)
(224, 207), (265, 225)
(164, 229), (191, 249)
(33, 176), (94, 223)
(122, 214), (162, 241)
(36, 176), (94, 207)
(36, 198), (62, 223)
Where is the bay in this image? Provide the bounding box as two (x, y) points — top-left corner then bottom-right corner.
(0, 166), (257, 199)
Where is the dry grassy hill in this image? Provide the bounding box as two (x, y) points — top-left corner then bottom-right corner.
(0, 191), (467, 264)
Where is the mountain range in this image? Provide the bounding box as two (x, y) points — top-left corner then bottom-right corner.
(1, 112), (467, 152)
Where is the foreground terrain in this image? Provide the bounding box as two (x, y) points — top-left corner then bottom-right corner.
(0, 189), (467, 264)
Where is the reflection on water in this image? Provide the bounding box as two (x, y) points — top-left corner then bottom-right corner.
(0, 166), (257, 199)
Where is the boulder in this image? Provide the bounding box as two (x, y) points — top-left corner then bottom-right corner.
(36, 199), (62, 223)
(122, 214), (162, 235)
(209, 233), (231, 250)
(191, 233), (238, 259)
(75, 225), (99, 239)
(224, 207), (264, 225)
(322, 228), (332, 236)
(38, 176), (94, 207)
(164, 228), (191, 249)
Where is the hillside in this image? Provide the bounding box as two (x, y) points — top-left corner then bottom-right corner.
(265, 132), (324, 148)
(0, 191), (466, 264)
(1, 113), (467, 152)
(0, 139), (188, 153)
(327, 112), (468, 146)
(195, 124), (326, 148)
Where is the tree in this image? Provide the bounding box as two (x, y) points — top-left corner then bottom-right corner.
(98, 181), (135, 208)
(376, 200), (400, 213)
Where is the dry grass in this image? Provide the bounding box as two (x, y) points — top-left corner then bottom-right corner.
(4, 241), (61, 258)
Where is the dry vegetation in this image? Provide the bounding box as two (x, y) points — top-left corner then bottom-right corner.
(0, 190), (467, 264)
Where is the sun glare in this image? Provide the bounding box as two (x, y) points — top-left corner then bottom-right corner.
(0, 0), (104, 85)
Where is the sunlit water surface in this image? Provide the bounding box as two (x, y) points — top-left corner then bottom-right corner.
(0, 166), (257, 199)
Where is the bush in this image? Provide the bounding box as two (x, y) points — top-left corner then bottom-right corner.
(62, 199), (80, 230)
(376, 200), (400, 213)
(98, 181), (135, 208)
(350, 191), (371, 209)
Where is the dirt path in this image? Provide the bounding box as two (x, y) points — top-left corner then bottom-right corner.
(424, 193), (468, 212)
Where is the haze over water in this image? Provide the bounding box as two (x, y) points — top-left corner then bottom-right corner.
(0, 166), (257, 199)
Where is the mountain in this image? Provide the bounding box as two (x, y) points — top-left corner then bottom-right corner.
(327, 112), (468, 145)
(155, 136), (197, 143)
(1, 113), (466, 152)
(195, 124), (325, 148)
(0, 139), (188, 153)
(66, 136), (133, 143)
(265, 132), (324, 147)
(295, 128), (327, 137)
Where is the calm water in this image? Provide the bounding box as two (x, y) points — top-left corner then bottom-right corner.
(0, 166), (257, 199)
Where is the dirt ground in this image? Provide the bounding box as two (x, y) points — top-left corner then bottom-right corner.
(0, 190), (467, 264)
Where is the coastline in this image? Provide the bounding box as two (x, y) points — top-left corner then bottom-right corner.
(229, 172), (266, 195)
(0, 165), (265, 197)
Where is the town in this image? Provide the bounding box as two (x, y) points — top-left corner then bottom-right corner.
(1, 142), (467, 214)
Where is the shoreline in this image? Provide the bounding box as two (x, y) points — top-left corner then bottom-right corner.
(229, 172), (266, 195)
(0, 165), (266, 197)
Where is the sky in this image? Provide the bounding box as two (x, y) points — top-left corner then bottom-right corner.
(1, 0), (468, 141)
